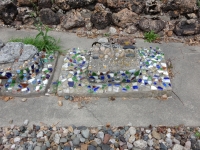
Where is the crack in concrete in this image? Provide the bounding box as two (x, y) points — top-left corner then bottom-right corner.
(84, 105), (103, 125)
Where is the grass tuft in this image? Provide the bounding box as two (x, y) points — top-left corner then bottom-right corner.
(10, 23), (63, 54)
(144, 30), (159, 43)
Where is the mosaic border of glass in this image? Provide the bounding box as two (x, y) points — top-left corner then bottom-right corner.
(57, 47), (172, 98)
(0, 52), (58, 97)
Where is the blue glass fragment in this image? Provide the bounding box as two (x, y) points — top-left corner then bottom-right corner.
(31, 65), (34, 69)
(46, 74), (50, 79)
(100, 75), (105, 80)
(126, 79), (131, 83)
(7, 78), (12, 83)
(5, 72), (12, 78)
(163, 82), (167, 87)
(93, 87), (99, 92)
(156, 65), (161, 69)
(48, 68), (53, 72)
(138, 79), (142, 83)
(68, 81), (74, 87)
(122, 88), (127, 92)
(157, 86), (163, 90)
(5, 83), (9, 88)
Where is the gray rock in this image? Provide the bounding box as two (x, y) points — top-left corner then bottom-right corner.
(173, 138), (180, 144)
(72, 137), (80, 146)
(61, 10), (85, 30)
(54, 133), (60, 144)
(147, 139), (153, 147)
(60, 138), (67, 143)
(172, 144), (184, 150)
(129, 127), (136, 135)
(77, 126), (87, 130)
(41, 145), (47, 150)
(0, 0), (18, 25)
(38, 0), (52, 8)
(127, 142), (133, 149)
(101, 144), (110, 150)
(160, 143), (167, 150)
(45, 141), (50, 148)
(57, 145), (62, 150)
(28, 144), (34, 150)
(32, 138), (37, 144)
(119, 129), (125, 135)
(80, 137), (86, 143)
(21, 133), (27, 138)
(134, 140), (147, 149)
(71, 134), (76, 140)
(40, 8), (60, 25)
(97, 147), (101, 150)
(88, 145), (97, 150)
(98, 38), (108, 43)
(0, 42), (23, 63)
(138, 18), (165, 33)
(63, 146), (71, 150)
(23, 119), (29, 126)
(174, 19), (200, 36)
(185, 140), (191, 149)
(143, 135), (149, 141)
(112, 8), (138, 28)
(114, 143), (119, 148)
(91, 4), (112, 30)
(34, 146), (41, 150)
(81, 128), (90, 139)
(114, 131), (120, 137)
(0, 40), (4, 48)
(37, 131), (43, 138)
(74, 129), (80, 134)
(18, 44), (38, 62)
(94, 138), (101, 145)
(97, 131), (104, 141)
(13, 130), (19, 136)
(109, 27), (117, 35)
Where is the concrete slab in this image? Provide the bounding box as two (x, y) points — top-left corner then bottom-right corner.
(57, 47), (172, 98)
(0, 27), (200, 127)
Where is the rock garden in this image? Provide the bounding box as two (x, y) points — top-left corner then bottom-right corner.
(0, 121), (200, 150)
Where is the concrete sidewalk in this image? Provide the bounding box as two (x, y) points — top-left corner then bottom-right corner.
(0, 27), (200, 127)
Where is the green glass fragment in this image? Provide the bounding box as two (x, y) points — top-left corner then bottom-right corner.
(72, 76), (78, 82)
(92, 72), (97, 76)
(125, 85), (130, 90)
(134, 70), (140, 76)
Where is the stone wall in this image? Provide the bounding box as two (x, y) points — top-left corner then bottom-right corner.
(0, 0), (200, 36)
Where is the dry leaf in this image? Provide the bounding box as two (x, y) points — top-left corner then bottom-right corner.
(58, 101), (63, 106)
(106, 123), (111, 128)
(78, 102), (83, 109)
(68, 126), (74, 133)
(161, 94), (168, 100)
(2, 96), (12, 102)
(109, 97), (115, 101)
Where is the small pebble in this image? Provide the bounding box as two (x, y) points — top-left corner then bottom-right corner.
(21, 98), (27, 102)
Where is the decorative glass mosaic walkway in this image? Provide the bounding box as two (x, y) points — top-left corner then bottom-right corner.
(0, 52), (57, 96)
(57, 46), (172, 98)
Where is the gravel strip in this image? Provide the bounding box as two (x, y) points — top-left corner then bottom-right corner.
(0, 121), (200, 150)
